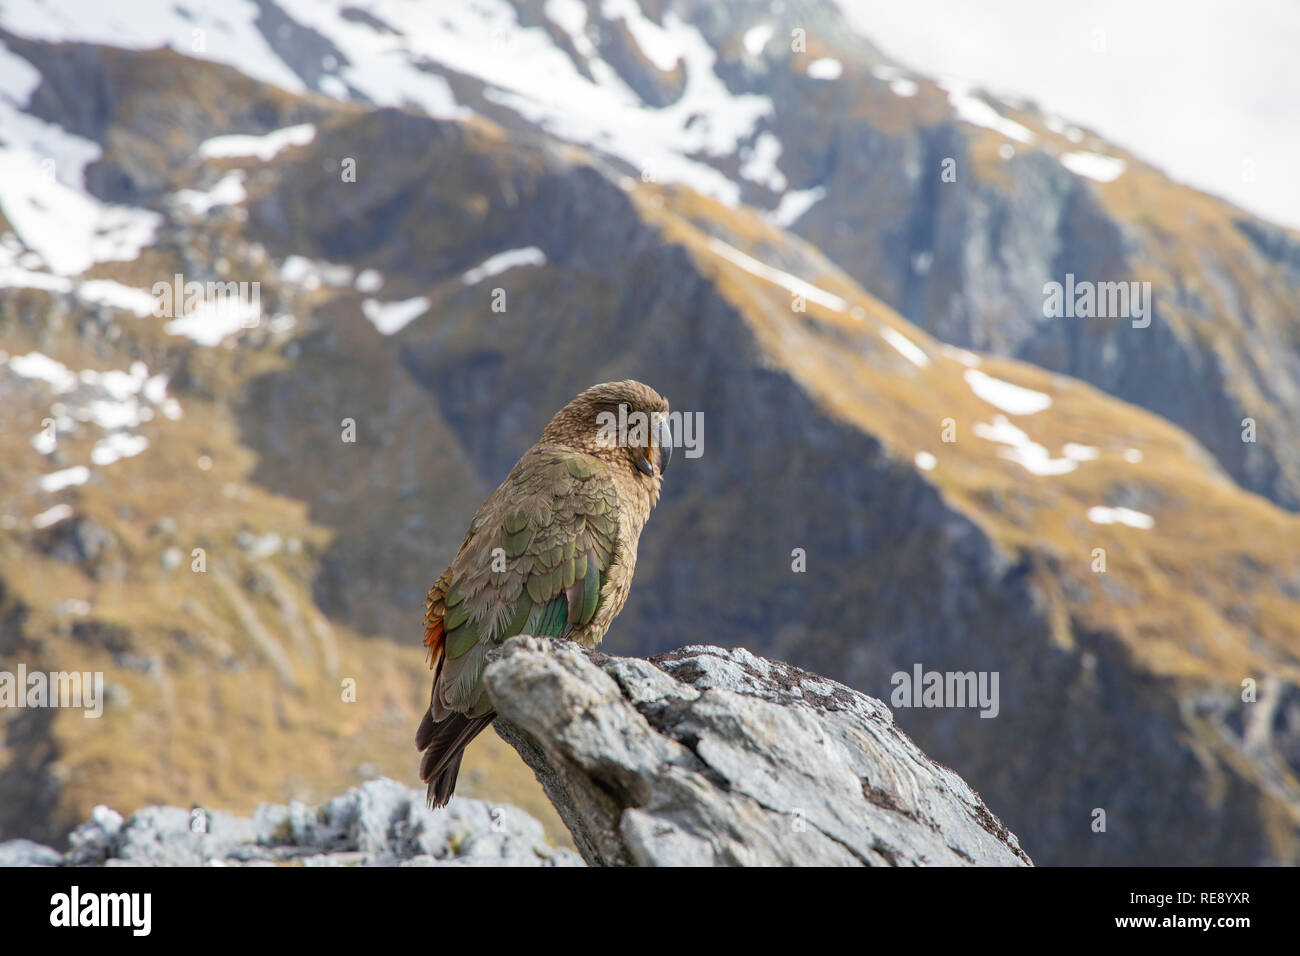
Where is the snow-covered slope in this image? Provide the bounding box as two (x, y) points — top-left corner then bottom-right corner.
(0, 0), (1111, 213)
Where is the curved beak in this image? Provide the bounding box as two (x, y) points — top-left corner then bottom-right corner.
(636, 414), (673, 477)
(655, 414), (672, 476)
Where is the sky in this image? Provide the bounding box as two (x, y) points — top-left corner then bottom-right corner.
(835, 0), (1300, 230)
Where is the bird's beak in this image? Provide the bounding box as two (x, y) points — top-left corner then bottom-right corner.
(635, 414), (672, 477)
(655, 414), (672, 476)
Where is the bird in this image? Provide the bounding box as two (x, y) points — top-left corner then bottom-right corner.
(415, 380), (672, 807)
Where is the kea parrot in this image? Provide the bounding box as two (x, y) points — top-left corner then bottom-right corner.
(416, 380), (672, 807)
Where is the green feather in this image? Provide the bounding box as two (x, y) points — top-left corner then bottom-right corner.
(495, 597), (533, 643)
(579, 555), (600, 625)
(443, 602), (472, 631)
(505, 526), (533, 558)
(445, 618), (480, 659)
(535, 594), (570, 638)
(504, 512), (529, 534)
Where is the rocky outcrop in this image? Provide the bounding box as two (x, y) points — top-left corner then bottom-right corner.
(0, 779), (581, 867)
(485, 637), (1032, 866)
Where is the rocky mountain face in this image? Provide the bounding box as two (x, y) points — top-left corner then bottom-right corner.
(670, 0), (1300, 511)
(488, 638), (1031, 866)
(1, 0), (1298, 866)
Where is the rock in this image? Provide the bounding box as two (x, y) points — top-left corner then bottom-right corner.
(0, 839), (63, 866)
(11, 780), (580, 867)
(35, 515), (119, 572)
(65, 804), (125, 864)
(485, 638), (1032, 867)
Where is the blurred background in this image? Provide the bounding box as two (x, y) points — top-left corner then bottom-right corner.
(1, 0), (1298, 865)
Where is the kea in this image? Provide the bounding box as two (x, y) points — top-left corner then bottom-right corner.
(416, 380), (672, 806)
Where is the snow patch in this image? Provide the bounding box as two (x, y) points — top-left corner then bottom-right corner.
(739, 131), (786, 191)
(942, 79), (1035, 145)
(806, 58), (842, 80)
(942, 345), (981, 368)
(767, 186), (825, 228)
(174, 171), (248, 215)
(974, 415), (1077, 476)
(601, 0), (680, 72)
(964, 369), (1051, 415)
(355, 269), (384, 293)
(198, 124), (317, 161)
(165, 298), (260, 346)
(362, 296), (430, 335)
(1060, 151), (1126, 183)
(32, 502), (76, 526)
(91, 432), (149, 466)
(8, 352), (78, 392)
(1087, 506), (1155, 530)
(76, 280), (157, 317)
(882, 327), (930, 368)
(0, 44), (160, 275)
(461, 246), (546, 285)
(38, 469), (89, 494)
(743, 23), (774, 56)
(280, 255), (354, 289)
(707, 237), (848, 312)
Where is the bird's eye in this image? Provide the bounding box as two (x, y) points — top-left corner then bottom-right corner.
(619, 402), (631, 413)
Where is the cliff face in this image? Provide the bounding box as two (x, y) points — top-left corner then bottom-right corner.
(1, 1), (1298, 867)
(671, 0), (1300, 511)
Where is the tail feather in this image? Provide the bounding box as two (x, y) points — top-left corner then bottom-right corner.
(416, 708), (496, 808)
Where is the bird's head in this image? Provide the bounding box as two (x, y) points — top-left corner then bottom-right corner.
(542, 380), (673, 481)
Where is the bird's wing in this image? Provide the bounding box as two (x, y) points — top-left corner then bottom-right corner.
(424, 447), (620, 719)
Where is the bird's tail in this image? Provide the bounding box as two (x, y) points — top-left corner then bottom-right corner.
(416, 707), (496, 808)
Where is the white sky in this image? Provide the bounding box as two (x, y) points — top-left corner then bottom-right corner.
(835, 0), (1300, 230)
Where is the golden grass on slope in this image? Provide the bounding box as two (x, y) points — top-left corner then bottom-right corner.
(630, 181), (1300, 690)
(950, 102), (1300, 503)
(0, 300), (570, 847)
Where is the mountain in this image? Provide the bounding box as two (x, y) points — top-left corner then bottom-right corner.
(0, 0), (1297, 865)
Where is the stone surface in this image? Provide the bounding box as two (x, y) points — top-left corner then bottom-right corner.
(1, 779), (581, 867)
(486, 637), (1032, 867)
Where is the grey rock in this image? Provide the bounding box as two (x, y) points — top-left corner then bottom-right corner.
(0, 839), (63, 866)
(485, 637), (1032, 867)
(6, 780), (580, 867)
